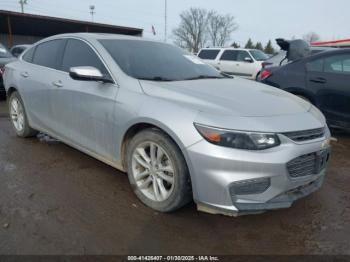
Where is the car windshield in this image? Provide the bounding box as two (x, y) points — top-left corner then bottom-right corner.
(0, 44), (13, 58)
(250, 50), (269, 61)
(99, 39), (225, 81)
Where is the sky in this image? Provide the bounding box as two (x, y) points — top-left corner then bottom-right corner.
(0, 0), (349, 47)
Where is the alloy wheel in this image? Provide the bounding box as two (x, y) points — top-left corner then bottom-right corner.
(131, 142), (175, 202)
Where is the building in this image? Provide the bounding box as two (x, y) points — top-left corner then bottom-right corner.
(312, 39), (350, 48)
(0, 10), (143, 48)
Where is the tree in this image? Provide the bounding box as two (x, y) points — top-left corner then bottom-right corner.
(231, 42), (240, 48)
(207, 11), (238, 47)
(172, 8), (209, 53)
(264, 40), (275, 54)
(303, 32), (320, 43)
(255, 42), (263, 51)
(244, 38), (254, 49)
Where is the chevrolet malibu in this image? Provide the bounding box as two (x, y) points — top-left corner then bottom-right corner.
(3, 33), (331, 216)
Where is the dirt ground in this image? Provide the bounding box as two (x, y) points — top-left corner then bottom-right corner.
(0, 100), (349, 255)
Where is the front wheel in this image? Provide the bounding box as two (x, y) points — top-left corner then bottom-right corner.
(8, 91), (38, 138)
(126, 128), (192, 212)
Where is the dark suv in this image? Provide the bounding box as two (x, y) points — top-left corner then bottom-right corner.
(261, 48), (350, 130)
(0, 43), (16, 99)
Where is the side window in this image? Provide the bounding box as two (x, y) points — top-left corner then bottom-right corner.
(220, 50), (238, 61)
(236, 51), (252, 62)
(324, 54), (350, 75)
(22, 47), (35, 62)
(32, 40), (64, 69)
(198, 49), (220, 60)
(61, 39), (108, 75)
(307, 59), (324, 72)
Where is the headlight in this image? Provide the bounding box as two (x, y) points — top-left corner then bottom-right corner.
(194, 123), (281, 150)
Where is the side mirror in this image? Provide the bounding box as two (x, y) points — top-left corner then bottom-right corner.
(69, 66), (113, 83)
(244, 57), (253, 63)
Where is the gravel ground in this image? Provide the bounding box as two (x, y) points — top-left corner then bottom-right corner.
(0, 101), (349, 255)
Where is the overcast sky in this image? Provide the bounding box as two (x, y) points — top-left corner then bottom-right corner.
(1, 0), (349, 46)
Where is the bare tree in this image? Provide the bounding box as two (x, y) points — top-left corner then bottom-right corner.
(172, 8), (209, 53)
(303, 32), (320, 43)
(207, 11), (238, 47)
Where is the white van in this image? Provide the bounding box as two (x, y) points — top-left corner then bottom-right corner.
(197, 48), (269, 80)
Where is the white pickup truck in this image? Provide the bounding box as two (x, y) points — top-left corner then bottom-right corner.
(197, 47), (269, 80)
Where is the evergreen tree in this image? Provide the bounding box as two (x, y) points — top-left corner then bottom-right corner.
(231, 42), (240, 48)
(264, 40), (275, 54)
(244, 38), (254, 49)
(255, 42), (263, 51)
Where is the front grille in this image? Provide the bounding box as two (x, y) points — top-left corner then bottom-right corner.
(287, 153), (317, 178)
(282, 127), (325, 142)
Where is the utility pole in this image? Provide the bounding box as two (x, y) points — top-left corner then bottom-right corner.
(19, 0), (27, 13)
(164, 0), (167, 42)
(89, 5), (95, 22)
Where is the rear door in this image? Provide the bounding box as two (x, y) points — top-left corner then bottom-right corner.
(197, 49), (221, 68)
(54, 38), (119, 159)
(218, 50), (255, 78)
(18, 39), (65, 133)
(307, 53), (350, 128)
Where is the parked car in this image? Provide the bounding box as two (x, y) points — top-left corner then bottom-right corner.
(0, 43), (16, 99)
(260, 48), (350, 130)
(262, 44), (335, 69)
(10, 44), (31, 57)
(4, 33), (331, 216)
(197, 47), (269, 79)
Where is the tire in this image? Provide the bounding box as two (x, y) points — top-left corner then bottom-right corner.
(8, 91), (38, 138)
(126, 128), (192, 212)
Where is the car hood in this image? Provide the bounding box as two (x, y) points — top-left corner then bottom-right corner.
(139, 77), (311, 117)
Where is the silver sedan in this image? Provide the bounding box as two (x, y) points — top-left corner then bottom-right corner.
(3, 33), (331, 216)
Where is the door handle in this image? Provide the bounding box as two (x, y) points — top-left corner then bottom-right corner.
(52, 80), (63, 88)
(21, 72), (29, 78)
(310, 77), (327, 84)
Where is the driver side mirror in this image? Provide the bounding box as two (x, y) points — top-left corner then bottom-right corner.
(69, 66), (113, 83)
(244, 57), (253, 63)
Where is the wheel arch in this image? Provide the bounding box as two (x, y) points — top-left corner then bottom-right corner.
(7, 86), (18, 98)
(120, 119), (188, 171)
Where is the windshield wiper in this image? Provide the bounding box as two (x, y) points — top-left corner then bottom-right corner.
(184, 75), (226, 81)
(137, 76), (174, 81)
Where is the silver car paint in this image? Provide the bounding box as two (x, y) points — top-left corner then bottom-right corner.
(4, 33), (330, 215)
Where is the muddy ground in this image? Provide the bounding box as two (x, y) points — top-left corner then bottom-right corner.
(0, 100), (349, 255)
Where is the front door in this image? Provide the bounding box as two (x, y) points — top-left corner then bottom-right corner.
(307, 53), (350, 128)
(52, 38), (119, 160)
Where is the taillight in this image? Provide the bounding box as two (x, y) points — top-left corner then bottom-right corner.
(260, 70), (272, 81)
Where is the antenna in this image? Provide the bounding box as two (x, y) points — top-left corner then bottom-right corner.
(164, 0), (167, 42)
(19, 0), (27, 13)
(89, 5), (95, 22)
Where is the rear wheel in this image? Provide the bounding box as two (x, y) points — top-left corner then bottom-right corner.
(8, 91), (37, 138)
(126, 128), (192, 212)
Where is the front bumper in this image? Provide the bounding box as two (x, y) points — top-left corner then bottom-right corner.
(185, 132), (331, 216)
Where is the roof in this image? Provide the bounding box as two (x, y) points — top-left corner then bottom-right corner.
(0, 10), (143, 37)
(312, 39), (350, 47)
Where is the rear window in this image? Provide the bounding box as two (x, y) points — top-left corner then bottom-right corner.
(198, 49), (220, 60)
(32, 39), (64, 69)
(22, 47), (35, 63)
